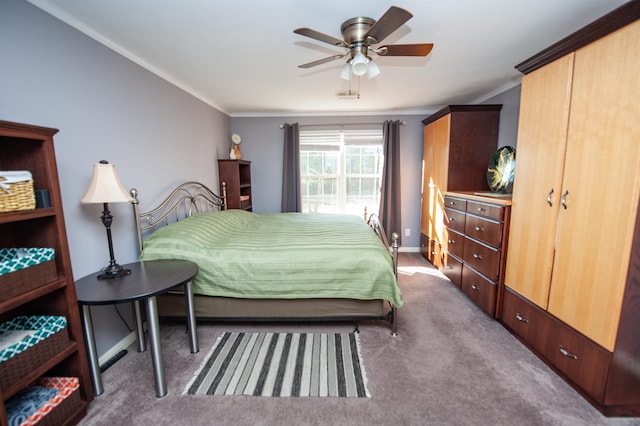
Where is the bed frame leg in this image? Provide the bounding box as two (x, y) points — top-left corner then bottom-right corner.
(389, 306), (398, 337)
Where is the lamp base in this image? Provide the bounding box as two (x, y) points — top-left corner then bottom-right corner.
(97, 265), (131, 280)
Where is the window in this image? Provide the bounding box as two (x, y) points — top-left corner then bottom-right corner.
(300, 128), (383, 216)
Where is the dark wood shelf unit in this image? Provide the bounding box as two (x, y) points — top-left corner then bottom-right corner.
(218, 159), (252, 211)
(0, 120), (93, 424)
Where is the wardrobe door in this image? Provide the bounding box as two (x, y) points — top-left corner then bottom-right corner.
(432, 114), (451, 253)
(547, 21), (640, 351)
(420, 123), (436, 240)
(503, 54), (574, 308)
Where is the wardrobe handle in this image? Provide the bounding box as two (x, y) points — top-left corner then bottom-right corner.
(561, 190), (569, 209)
(559, 345), (578, 360)
(515, 313), (529, 323)
(547, 189), (554, 207)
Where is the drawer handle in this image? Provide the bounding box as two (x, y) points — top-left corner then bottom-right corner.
(547, 188), (554, 207)
(561, 190), (569, 210)
(559, 345), (578, 360)
(475, 226), (484, 232)
(446, 265), (453, 270)
(477, 207), (486, 212)
(473, 253), (483, 260)
(431, 251), (438, 255)
(448, 239), (455, 244)
(471, 284), (480, 291)
(449, 217), (455, 222)
(449, 201), (456, 206)
(515, 313), (529, 323)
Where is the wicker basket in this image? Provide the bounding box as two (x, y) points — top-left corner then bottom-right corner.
(0, 171), (36, 212)
(0, 248), (57, 303)
(6, 377), (82, 426)
(0, 316), (69, 391)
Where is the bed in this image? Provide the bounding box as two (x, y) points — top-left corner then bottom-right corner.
(130, 182), (402, 334)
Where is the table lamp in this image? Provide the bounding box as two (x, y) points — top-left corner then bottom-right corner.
(81, 160), (133, 279)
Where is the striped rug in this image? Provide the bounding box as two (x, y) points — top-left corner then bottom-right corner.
(184, 332), (369, 397)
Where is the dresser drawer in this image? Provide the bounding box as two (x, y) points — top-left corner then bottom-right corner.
(444, 207), (466, 233)
(501, 288), (612, 403)
(443, 228), (464, 258)
(441, 253), (462, 288)
(420, 233), (429, 259)
(464, 214), (502, 247)
(444, 196), (466, 211)
(501, 287), (552, 355)
(461, 265), (497, 316)
(467, 200), (504, 221)
(541, 317), (612, 402)
(463, 237), (500, 281)
(425, 237), (442, 268)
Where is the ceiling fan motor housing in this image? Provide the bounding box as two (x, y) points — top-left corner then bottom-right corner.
(341, 17), (376, 44)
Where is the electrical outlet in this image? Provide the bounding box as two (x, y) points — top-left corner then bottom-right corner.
(404, 228), (411, 237)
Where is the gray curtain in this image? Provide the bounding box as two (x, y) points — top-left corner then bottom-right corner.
(379, 120), (402, 243)
(281, 123), (301, 212)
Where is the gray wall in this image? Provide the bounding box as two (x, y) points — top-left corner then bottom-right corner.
(231, 85), (521, 249)
(1, 0), (521, 356)
(231, 115), (426, 247)
(483, 85), (521, 149)
(0, 0), (230, 356)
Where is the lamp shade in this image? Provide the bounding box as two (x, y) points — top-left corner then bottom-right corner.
(351, 53), (369, 76)
(340, 62), (352, 81)
(366, 60), (380, 79)
(80, 161), (133, 204)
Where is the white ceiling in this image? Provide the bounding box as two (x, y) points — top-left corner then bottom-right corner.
(28, 0), (627, 117)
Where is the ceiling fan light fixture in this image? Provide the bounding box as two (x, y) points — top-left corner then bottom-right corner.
(366, 60), (380, 79)
(340, 62), (352, 81)
(351, 52), (369, 76)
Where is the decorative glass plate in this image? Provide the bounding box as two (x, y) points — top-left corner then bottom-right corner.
(487, 146), (516, 193)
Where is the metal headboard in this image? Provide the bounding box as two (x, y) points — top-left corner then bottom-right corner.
(130, 181), (227, 254)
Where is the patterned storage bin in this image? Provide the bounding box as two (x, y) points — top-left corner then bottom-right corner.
(6, 377), (81, 426)
(0, 248), (56, 303)
(0, 171), (36, 212)
(0, 316), (69, 391)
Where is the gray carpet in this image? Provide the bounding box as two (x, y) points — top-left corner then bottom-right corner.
(79, 253), (640, 426)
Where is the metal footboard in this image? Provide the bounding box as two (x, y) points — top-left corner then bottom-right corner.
(366, 211), (400, 336)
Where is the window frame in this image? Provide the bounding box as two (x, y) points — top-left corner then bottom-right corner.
(299, 127), (384, 216)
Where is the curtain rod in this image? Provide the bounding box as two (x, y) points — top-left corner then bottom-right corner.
(279, 121), (406, 129)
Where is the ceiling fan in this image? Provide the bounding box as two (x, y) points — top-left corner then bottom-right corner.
(294, 6), (433, 80)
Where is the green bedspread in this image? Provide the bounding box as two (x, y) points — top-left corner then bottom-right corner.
(139, 210), (403, 307)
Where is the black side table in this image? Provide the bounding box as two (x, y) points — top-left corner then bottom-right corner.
(75, 260), (199, 398)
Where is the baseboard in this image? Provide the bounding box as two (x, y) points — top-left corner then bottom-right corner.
(98, 330), (139, 366)
(399, 246), (420, 253)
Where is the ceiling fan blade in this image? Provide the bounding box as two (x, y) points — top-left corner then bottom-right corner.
(364, 6), (413, 44)
(379, 43), (434, 57)
(298, 54), (346, 69)
(294, 28), (347, 47)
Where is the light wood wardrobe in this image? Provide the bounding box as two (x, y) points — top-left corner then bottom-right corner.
(502, 2), (640, 416)
(419, 105), (502, 268)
